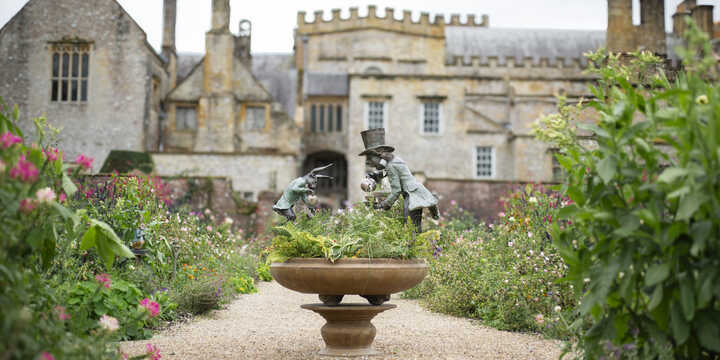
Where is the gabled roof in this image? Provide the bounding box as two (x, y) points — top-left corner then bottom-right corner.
(0, 0), (165, 65)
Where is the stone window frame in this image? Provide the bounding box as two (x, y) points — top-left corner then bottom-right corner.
(474, 146), (495, 179)
(49, 41), (92, 103)
(240, 102), (271, 132)
(174, 102), (198, 131)
(364, 100), (388, 131)
(307, 99), (345, 134)
(417, 95), (447, 136)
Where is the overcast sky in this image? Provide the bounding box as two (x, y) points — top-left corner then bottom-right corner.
(1, 0), (719, 54)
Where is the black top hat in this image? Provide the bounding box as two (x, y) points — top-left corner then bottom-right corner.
(358, 128), (395, 156)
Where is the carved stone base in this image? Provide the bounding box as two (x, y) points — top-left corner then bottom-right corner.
(301, 303), (396, 357)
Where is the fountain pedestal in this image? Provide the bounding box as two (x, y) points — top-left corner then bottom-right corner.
(301, 303), (396, 357)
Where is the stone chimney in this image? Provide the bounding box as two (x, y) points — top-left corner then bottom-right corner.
(673, 11), (691, 36)
(195, 0), (235, 152)
(234, 20), (252, 67)
(691, 5), (715, 37)
(162, 0), (177, 88)
(607, 0), (634, 53)
(639, 0), (665, 55)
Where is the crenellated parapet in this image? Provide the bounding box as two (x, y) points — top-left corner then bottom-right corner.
(297, 5), (488, 38)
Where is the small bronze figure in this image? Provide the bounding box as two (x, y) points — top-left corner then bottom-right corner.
(273, 164), (333, 222)
(359, 128), (439, 232)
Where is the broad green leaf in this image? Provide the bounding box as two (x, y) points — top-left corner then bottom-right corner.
(555, 153), (574, 171)
(697, 270), (716, 309)
(690, 220), (712, 256)
(95, 232), (116, 268)
(657, 167), (687, 183)
(51, 202), (79, 227)
(567, 186), (586, 206)
(648, 284), (663, 310)
(578, 123), (611, 138)
(597, 156), (617, 184)
(670, 302), (690, 345)
(645, 263), (670, 287)
(667, 185), (690, 200)
(680, 279), (695, 321)
(62, 172), (78, 197)
(558, 204), (580, 219)
(697, 317), (720, 352)
(90, 220), (134, 259)
(633, 138), (650, 153)
(613, 215), (640, 237)
(677, 192), (706, 221)
(80, 225), (98, 250)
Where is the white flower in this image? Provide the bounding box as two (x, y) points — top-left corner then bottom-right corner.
(528, 197), (538, 204)
(584, 278), (591, 283)
(98, 314), (119, 332)
(554, 306), (562, 313)
(528, 232), (533, 238)
(619, 272), (625, 279)
(35, 187), (56, 203)
(504, 279), (509, 283)
(529, 250), (534, 255)
(507, 241), (514, 247)
(204, 208), (211, 215)
(508, 216), (516, 222)
(224, 217), (233, 224)
(696, 94), (708, 104)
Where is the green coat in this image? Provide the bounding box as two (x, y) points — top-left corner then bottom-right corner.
(273, 177), (311, 210)
(383, 156), (438, 211)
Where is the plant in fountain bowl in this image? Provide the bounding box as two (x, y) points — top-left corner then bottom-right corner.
(268, 201), (429, 305)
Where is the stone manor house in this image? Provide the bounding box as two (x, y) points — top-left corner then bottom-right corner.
(0, 0), (718, 218)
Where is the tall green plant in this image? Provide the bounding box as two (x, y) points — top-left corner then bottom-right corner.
(533, 20), (720, 358)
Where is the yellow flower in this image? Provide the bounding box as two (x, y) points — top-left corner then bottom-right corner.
(696, 94), (708, 105)
(188, 274), (194, 280)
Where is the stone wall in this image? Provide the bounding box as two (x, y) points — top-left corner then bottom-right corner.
(151, 152), (299, 201)
(0, 0), (168, 172)
(424, 178), (558, 223)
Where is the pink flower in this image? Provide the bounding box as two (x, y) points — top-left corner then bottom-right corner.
(37, 352), (54, 360)
(145, 344), (161, 360)
(19, 198), (37, 213)
(58, 193), (67, 203)
(95, 273), (111, 289)
(140, 298), (160, 318)
(36, 187), (56, 203)
(9, 156), (39, 183)
(206, 225), (213, 232)
(0, 132), (22, 148)
(54, 305), (70, 321)
(450, 199), (457, 206)
(498, 212), (505, 217)
(43, 148), (60, 161)
(98, 314), (119, 332)
(75, 154), (93, 170)
(535, 313), (545, 325)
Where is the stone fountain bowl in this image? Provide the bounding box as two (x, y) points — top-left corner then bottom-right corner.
(270, 258), (427, 302)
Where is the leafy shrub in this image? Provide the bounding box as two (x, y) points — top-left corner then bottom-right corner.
(171, 278), (223, 315)
(0, 103), (132, 359)
(268, 201), (420, 262)
(65, 277), (153, 340)
(230, 273), (257, 294)
(407, 188), (576, 337)
(534, 20), (720, 358)
(99, 150), (154, 174)
(256, 262), (273, 282)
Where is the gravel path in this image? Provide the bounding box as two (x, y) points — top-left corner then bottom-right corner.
(120, 281), (562, 359)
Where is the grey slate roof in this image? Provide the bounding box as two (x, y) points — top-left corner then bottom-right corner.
(445, 27), (606, 66)
(304, 73), (348, 96)
(177, 52), (203, 82)
(252, 53), (297, 119)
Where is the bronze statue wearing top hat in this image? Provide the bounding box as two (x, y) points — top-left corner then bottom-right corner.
(359, 128), (439, 232)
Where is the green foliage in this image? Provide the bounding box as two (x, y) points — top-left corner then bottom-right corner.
(65, 278), (155, 340)
(0, 101), (133, 359)
(230, 273), (257, 294)
(406, 188), (576, 338)
(99, 150), (154, 174)
(170, 278), (223, 315)
(268, 201), (421, 262)
(534, 19), (720, 359)
(256, 262), (273, 282)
